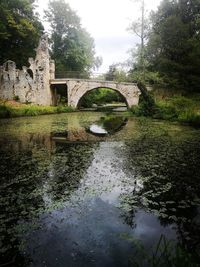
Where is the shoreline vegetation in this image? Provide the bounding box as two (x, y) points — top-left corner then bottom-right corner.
(130, 88), (200, 128)
(0, 100), (75, 118)
(0, 88), (200, 128)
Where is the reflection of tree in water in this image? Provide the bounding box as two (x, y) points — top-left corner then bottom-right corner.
(0, 134), (97, 266)
(121, 133), (200, 258)
(46, 142), (97, 202)
(0, 148), (49, 266)
(100, 115), (128, 134)
(121, 207), (137, 230)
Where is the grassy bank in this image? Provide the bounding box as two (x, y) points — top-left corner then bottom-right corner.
(131, 90), (200, 128)
(0, 100), (75, 118)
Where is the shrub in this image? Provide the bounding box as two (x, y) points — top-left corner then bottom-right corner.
(56, 105), (75, 113)
(0, 103), (75, 118)
(24, 106), (40, 116)
(130, 91), (200, 127)
(154, 102), (179, 120)
(170, 96), (195, 112)
(178, 111), (200, 127)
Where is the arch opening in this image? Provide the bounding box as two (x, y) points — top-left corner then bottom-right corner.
(77, 87), (128, 111)
(51, 83), (68, 106)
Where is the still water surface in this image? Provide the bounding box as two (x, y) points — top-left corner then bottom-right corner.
(0, 112), (200, 266)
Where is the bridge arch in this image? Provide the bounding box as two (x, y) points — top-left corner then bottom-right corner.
(77, 86), (129, 108)
(66, 80), (141, 108)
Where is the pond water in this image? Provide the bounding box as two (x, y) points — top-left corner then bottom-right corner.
(0, 112), (200, 266)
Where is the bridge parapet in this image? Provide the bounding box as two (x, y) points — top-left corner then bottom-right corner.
(55, 71), (130, 82)
(50, 78), (137, 86)
(51, 79), (141, 108)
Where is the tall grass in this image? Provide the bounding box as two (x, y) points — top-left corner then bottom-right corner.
(0, 102), (75, 118)
(131, 95), (200, 127)
(155, 96), (200, 127)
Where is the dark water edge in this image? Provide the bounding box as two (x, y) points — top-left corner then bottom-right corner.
(0, 112), (200, 266)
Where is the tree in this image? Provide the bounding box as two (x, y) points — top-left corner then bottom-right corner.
(128, 0), (150, 81)
(45, 0), (101, 75)
(105, 63), (128, 82)
(146, 0), (200, 91)
(105, 64), (117, 81)
(0, 0), (44, 67)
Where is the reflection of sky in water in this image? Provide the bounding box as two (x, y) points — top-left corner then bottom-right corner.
(42, 142), (138, 206)
(26, 200), (177, 267)
(26, 141), (177, 267)
(134, 211), (176, 246)
(72, 142), (135, 205)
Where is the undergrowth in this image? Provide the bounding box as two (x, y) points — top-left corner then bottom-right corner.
(0, 102), (75, 118)
(130, 94), (200, 128)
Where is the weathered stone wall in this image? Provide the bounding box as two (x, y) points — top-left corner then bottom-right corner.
(0, 34), (55, 105)
(66, 80), (141, 108)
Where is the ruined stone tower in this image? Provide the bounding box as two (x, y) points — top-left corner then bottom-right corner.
(0, 34), (55, 105)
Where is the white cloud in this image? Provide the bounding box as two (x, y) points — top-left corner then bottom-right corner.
(36, 0), (161, 72)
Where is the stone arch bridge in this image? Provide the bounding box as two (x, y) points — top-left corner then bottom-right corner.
(50, 78), (140, 108)
(0, 35), (141, 107)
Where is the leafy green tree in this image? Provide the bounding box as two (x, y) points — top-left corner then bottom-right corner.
(146, 0), (200, 91)
(105, 64), (128, 82)
(105, 64), (117, 81)
(45, 0), (101, 75)
(0, 0), (44, 67)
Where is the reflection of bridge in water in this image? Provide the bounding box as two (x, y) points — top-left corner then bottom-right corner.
(50, 75), (141, 108)
(52, 116), (128, 143)
(0, 114), (136, 154)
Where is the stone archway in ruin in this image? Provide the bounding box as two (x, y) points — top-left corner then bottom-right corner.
(66, 80), (141, 108)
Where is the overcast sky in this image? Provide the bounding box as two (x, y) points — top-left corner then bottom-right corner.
(36, 0), (161, 72)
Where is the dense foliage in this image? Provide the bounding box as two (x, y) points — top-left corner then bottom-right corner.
(147, 0), (200, 91)
(45, 0), (101, 75)
(131, 93), (200, 127)
(0, 0), (44, 67)
(129, 0), (200, 92)
(105, 64), (128, 82)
